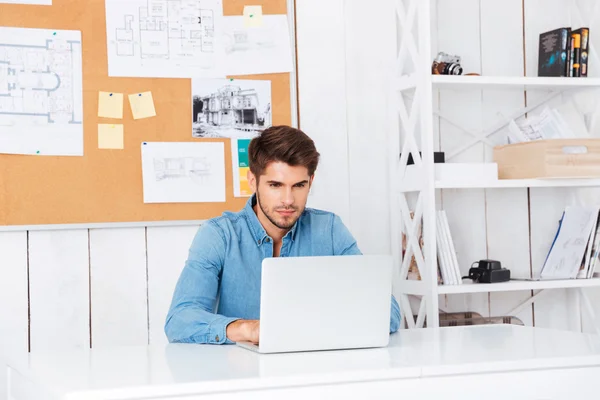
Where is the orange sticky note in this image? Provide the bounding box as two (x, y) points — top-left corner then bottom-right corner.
(128, 92), (156, 120)
(243, 5), (263, 28)
(98, 124), (124, 149)
(98, 92), (123, 119)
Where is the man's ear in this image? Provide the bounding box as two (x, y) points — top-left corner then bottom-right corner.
(247, 170), (257, 193)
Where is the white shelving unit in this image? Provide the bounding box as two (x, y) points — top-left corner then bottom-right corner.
(390, 0), (600, 331)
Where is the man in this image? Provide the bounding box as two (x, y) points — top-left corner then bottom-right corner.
(164, 125), (401, 344)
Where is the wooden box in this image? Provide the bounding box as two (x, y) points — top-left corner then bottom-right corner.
(493, 139), (600, 179)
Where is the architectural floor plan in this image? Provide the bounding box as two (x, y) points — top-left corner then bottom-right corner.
(105, 0), (223, 78)
(0, 27), (83, 156)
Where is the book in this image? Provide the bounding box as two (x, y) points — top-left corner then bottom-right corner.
(573, 27), (590, 77)
(541, 206), (600, 280)
(538, 27), (571, 77)
(435, 210), (461, 285)
(572, 32), (582, 77)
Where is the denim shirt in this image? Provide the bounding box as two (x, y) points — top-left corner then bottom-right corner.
(164, 194), (401, 344)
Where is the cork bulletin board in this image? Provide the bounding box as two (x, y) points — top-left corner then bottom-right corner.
(0, 0), (293, 226)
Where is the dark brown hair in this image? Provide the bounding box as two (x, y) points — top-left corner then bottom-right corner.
(248, 125), (320, 179)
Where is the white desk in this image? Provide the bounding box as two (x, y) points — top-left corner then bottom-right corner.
(4, 325), (600, 400)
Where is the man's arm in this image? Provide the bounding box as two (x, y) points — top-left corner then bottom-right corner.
(164, 221), (254, 344)
(332, 214), (401, 333)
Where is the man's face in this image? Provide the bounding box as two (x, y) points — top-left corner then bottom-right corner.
(248, 162), (313, 231)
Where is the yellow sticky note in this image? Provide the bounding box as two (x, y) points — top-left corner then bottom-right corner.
(243, 5), (263, 28)
(98, 124), (124, 149)
(98, 92), (123, 119)
(128, 91), (156, 120)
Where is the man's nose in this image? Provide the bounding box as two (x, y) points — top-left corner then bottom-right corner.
(281, 187), (294, 205)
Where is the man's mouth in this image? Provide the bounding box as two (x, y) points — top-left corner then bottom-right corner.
(276, 209), (295, 216)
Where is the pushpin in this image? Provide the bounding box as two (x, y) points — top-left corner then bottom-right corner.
(138, 93), (142, 96)
(109, 93), (113, 96)
(36, 150), (40, 154)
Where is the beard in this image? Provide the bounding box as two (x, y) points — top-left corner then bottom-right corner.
(256, 190), (302, 230)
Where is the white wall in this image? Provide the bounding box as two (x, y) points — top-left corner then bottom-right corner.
(1, 2), (600, 384)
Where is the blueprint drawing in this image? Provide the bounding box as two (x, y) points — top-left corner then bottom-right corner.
(105, 0), (224, 78)
(0, 27), (83, 156)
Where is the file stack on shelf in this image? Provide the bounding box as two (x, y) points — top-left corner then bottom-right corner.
(403, 210), (462, 286)
(404, 212), (444, 285)
(436, 210), (462, 285)
(541, 206), (600, 280)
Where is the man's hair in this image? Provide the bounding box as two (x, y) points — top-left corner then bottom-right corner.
(248, 125), (320, 179)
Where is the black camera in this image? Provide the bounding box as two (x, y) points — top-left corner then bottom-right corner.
(468, 259), (510, 283)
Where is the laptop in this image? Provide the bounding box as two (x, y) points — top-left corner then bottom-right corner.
(236, 254), (393, 354)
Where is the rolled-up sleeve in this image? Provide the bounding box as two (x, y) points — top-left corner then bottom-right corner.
(164, 221), (240, 344)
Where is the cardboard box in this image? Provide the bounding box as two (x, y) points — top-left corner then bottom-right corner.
(493, 139), (600, 179)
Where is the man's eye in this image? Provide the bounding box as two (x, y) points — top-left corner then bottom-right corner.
(269, 183), (281, 187)
(295, 184), (305, 188)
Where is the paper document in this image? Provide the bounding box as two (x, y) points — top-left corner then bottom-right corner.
(540, 206), (600, 280)
(129, 92), (156, 119)
(141, 142), (226, 203)
(222, 15), (294, 75)
(105, 0), (224, 78)
(0, 0), (50, 3)
(231, 139), (252, 197)
(98, 124), (124, 149)
(98, 92), (124, 119)
(0, 27), (83, 156)
(192, 78), (271, 139)
(508, 106), (577, 144)
(243, 5), (263, 27)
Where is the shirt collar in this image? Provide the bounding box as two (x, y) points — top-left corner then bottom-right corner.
(244, 194), (300, 244)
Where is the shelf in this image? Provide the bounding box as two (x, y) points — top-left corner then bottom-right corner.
(438, 278), (600, 294)
(399, 165), (600, 192)
(432, 75), (600, 90)
(397, 278), (600, 296)
(436, 177), (600, 189)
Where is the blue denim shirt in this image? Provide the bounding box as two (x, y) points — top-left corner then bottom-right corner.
(165, 194), (401, 344)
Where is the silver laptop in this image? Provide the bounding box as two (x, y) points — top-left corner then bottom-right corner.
(236, 255), (393, 354)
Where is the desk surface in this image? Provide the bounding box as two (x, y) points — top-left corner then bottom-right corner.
(5, 325), (600, 399)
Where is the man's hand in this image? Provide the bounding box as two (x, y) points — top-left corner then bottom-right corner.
(226, 319), (260, 344)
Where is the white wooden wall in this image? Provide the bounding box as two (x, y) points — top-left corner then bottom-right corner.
(1, 5), (600, 391)
(0, 226), (201, 354)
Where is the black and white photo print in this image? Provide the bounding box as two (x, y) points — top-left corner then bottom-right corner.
(191, 78), (272, 139)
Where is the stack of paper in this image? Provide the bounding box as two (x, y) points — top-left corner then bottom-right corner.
(541, 206), (600, 280)
(436, 210), (462, 285)
(508, 106), (579, 143)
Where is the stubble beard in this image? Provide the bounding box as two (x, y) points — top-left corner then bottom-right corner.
(256, 190), (301, 230)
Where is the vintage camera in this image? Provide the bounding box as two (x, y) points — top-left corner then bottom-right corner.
(467, 259), (510, 283)
(432, 52), (464, 75)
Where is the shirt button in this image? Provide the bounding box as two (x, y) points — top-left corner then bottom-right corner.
(257, 240), (262, 245)
(215, 335), (220, 342)
(266, 238), (271, 242)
